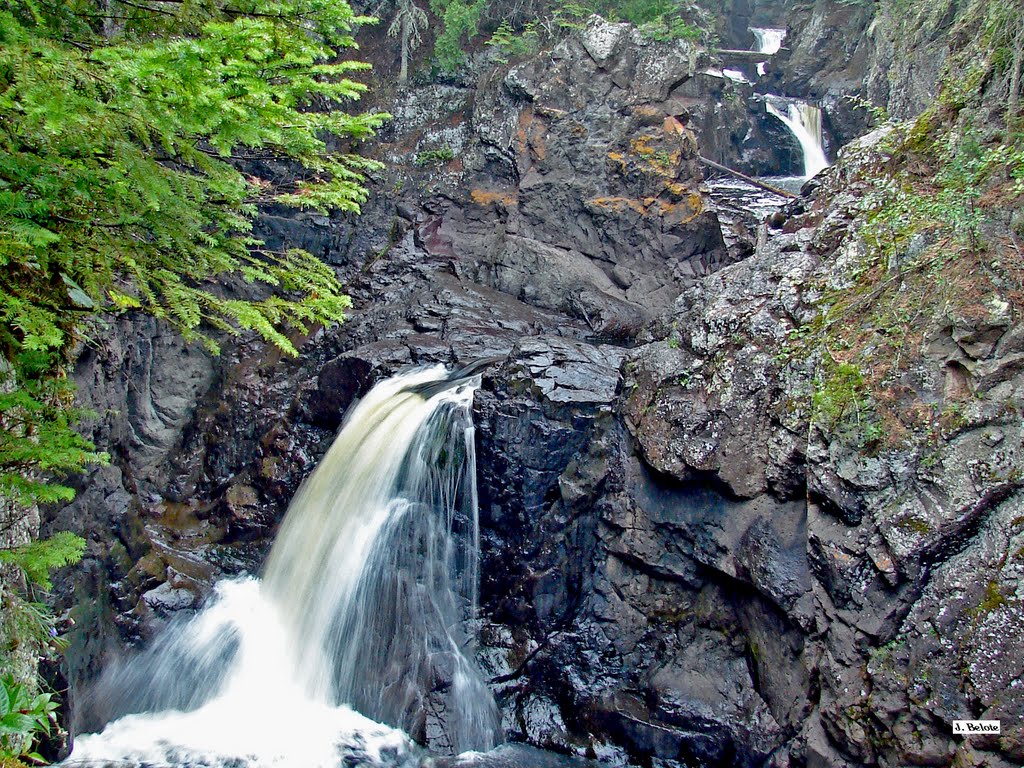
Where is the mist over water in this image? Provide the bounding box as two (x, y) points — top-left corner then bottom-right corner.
(68, 366), (499, 767)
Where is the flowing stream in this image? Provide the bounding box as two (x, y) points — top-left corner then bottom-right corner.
(67, 366), (499, 767)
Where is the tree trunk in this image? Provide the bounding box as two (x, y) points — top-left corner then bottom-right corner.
(399, 17), (410, 84)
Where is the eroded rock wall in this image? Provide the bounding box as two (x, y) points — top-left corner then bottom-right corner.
(611, 132), (1024, 767)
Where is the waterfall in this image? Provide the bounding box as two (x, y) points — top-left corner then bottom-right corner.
(765, 98), (829, 178)
(749, 27), (830, 178)
(750, 27), (786, 55)
(750, 27), (786, 76)
(67, 366), (499, 767)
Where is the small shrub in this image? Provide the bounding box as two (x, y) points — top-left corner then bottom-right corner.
(812, 362), (866, 428)
(638, 15), (701, 42)
(414, 146), (456, 166)
(429, 0), (486, 71)
(486, 20), (540, 62)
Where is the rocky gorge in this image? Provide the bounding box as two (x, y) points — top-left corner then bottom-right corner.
(41, 2), (1024, 768)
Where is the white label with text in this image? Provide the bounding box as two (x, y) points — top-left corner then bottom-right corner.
(953, 720), (1000, 735)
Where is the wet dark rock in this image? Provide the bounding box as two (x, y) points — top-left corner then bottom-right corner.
(296, 355), (374, 430)
(432, 743), (600, 767)
(400, 19), (735, 332)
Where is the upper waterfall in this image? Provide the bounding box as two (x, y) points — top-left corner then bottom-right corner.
(751, 27), (786, 55)
(751, 27), (786, 75)
(66, 366), (499, 767)
(765, 98), (830, 178)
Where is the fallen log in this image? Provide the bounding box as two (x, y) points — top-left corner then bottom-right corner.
(698, 156), (798, 199)
(712, 49), (773, 62)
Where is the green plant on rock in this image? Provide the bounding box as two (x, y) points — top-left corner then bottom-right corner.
(812, 361), (865, 428)
(638, 14), (701, 42)
(0, 534), (84, 594)
(415, 146), (457, 165)
(0, 674), (57, 763)
(810, 359), (884, 447)
(0, 514), (86, 760)
(845, 94), (890, 128)
(970, 580), (1008, 620)
(550, 2), (595, 32)
(430, 0), (487, 71)
(423, 0), (710, 74)
(980, 2), (1024, 119)
(599, 0), (709, 40)
(486, 20), (541, 62)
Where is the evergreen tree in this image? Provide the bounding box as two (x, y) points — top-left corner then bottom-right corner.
(0, 0), (387, 694)
(389, 0), (430, 83)
(0, 0), (387, 509)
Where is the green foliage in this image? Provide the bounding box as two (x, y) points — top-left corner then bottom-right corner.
(595, 0), (676, 25)
(591, 0), (709, 41)
(414, 147), (457, 165)
(638, 15), (701, 42)
(0, 533), (85, 592)
(430, 0), (487, 71)
(0, 591), (67, 663)
(812, 361), (867, 430)
(845, 94), (890, 127)
(860, 121), (1024, 262)
(878, 0), (1023, 119)
(549, 2), (596, 31)
(970, 581), (1008, 619)
(0, 0), (386, 519)
(0, 674), (57, 762)
(427, 0), (708, 73)
(977, 0), (1024, 119)
(0, 0), (384, 359)
(486, 20), (541, 62)
(0, 360), (108, 509)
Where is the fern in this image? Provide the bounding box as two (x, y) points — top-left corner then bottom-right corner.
(0, 533), (85, 592)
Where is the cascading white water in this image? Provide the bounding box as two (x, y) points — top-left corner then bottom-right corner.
(765, 99), (830, 178)
(67, 366), (499, 767)
(750, 27), (786, 55)
(750, 27), (786, 76)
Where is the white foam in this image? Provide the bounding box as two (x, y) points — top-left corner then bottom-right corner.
(68, 579), (412, 767)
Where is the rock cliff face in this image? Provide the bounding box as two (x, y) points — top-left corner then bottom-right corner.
(762, 0), (965, 146)
(46, 7), (1022, 768)
(608, 136), (1024, 767)
(52, 15), (737, 745)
